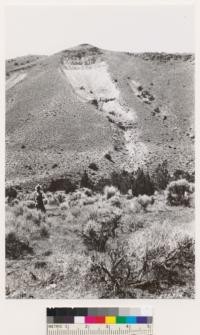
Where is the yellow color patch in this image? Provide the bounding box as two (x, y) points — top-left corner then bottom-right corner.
(105, 316), (116, 324)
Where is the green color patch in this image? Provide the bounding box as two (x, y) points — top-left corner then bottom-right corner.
(116, 316), (127, 324)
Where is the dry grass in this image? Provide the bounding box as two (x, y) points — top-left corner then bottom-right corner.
(6, 204), (50, 260)
(5, 185), (194, 299)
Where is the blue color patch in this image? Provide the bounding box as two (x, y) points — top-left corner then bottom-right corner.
(136, 317), (148, 324)
(126, 316), (137, 324)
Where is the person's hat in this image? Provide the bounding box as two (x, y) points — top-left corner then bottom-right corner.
(35, 184), (41, 191)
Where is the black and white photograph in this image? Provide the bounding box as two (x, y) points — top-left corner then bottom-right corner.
(5, 4), (195, 299)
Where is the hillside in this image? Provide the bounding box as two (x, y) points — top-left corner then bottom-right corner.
(5, 45), (195, 299)
(6, 44), (194, 189)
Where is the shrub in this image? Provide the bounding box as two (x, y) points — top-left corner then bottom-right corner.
(104, 185), (118, 199)
(127, 189), (133, 199)
(47, 178), (77, 193)
(83, 197), (97, 206)
(5, 186), (17, 201)
(153, 160), (170, 190)
(5, 204), (50, 260)
(111, 170), (132, 194)
(91, 99), (98, 107)
(6, 232), (33, 259)
(60, 201), (69, 210)
(87, 219), (195, 298)
(82, 220), (108, 252)
(34, 261), (47, 269)
(87, 244), (137, 298)
(80, 171), (93, 189)
(40, 225), (50, 238)
(68, 190), (82, 205)
(23, 200), (35, 209)
(10, 198), (19, 206)
(138, 235), (195, 292)
(83, 188), (93, 197)
(109, 196), (122, 208)
(137, 194), (154, 211)
(25, 191), (36, 201)
(120, 213), (144, 233)
(82, 207), (121, 252)
(24, 208), (45, 225)
(89, 162), (99, 171)
(173, 169), (195, 183)
(55, 191), (66, 204)
(128, 198), (143, 213)
(48, 194), (59, 206)
(70, 206), (81, 218)
(132, 168), (154, 196)
(104, 153), (113, 162)
(12, 204), (24, 217)
(166, 179), (194, 206)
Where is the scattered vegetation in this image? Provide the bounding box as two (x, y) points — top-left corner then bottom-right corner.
(137, 194), (154, 211)
(5, 162), (195, 298)
(104, 185), (118, 199)
(88, 221), (194, 298)
(91, 99), (98, 108)
(6, 204), (50, 260)
(166, 179), (194, 207)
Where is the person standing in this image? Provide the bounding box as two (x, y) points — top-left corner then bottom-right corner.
(34, 184), (46, 213)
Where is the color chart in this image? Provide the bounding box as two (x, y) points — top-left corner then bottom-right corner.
(47, 308), (153, 335)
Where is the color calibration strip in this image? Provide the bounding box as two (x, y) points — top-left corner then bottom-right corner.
(47, 308), (153, 324)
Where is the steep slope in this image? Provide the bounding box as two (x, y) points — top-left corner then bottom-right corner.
(6, 48), (114, 186)
(6, 45), (194, 188)
(61, 47), (146, 170)
(104, 50), (194, 173)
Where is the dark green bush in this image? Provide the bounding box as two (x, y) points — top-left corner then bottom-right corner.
(80, 171), (93, 189)
(6, 186), (17, 201)
(6, 232), (33, 259)
(111, 170), (132, 194)
(91, 99), (98, 108)
(47, 178), (77, 193)
(132, 168), (154, 196)
(153, 160), (170, 190)
(173, 169), (195, 183)
(88, 162), (99, 171)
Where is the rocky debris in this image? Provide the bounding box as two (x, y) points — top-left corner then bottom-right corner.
(88, 162), (99, 171)
(133, 52), (194, 62)
(186, 131), (195, 140)
(104, 152), (114, 162)
(129, 80), (155, 105)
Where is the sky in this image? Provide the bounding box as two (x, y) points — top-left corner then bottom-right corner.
(5, 4), (194, 58)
